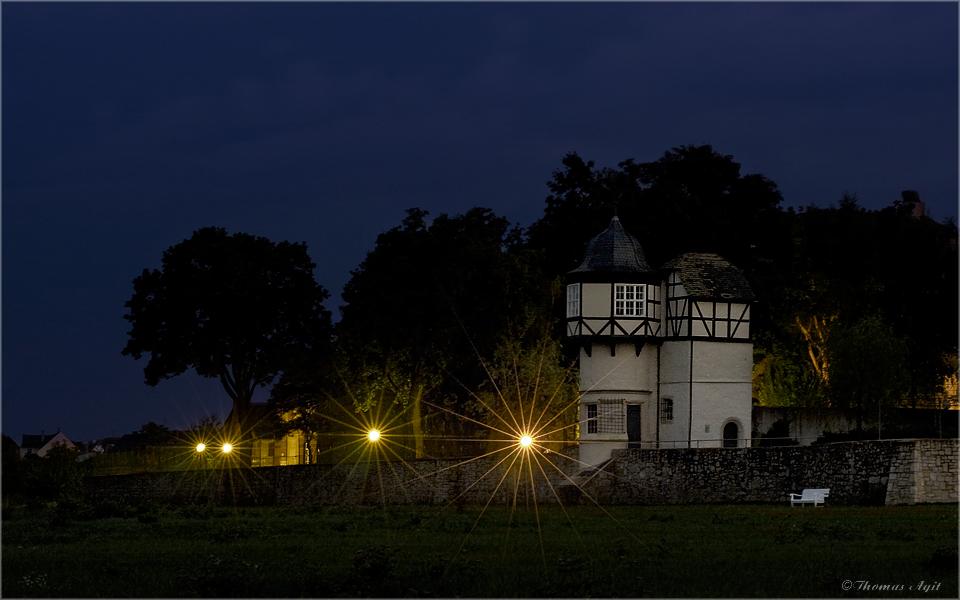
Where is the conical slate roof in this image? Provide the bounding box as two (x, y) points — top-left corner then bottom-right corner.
(662, 252), (754, 301)
(569, 216), (655, 276)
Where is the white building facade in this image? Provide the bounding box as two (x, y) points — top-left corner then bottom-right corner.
(566, 217), (754, 466)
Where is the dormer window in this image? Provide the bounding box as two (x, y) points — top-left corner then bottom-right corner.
(614, 284), (645, 317)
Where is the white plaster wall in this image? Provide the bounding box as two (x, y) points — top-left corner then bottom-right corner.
(581, 282), (610, 318)
(579, 344), (656, 393)
(692, 342), (753, 383)
(657, 386), (689, 448)
(577, 341), (657, 464)
(657, 340), (752, 448)
(689, 341), (753, 447)
(689, 382), (752, 447)
(659, 340), (693, 448)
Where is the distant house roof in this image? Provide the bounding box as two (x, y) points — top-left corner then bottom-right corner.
(21, 432), (61, 450)
(568, 216), (657, 280)
(20, 430), (75, 457)
(662, 252), (755, 301)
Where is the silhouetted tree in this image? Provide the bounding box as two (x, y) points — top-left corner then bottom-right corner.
(122, 227), (332, 436)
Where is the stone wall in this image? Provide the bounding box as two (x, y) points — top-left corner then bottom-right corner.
(84, 440), (957, 507)
(885, 439), (959, 505)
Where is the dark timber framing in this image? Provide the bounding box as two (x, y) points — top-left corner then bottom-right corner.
(664, 297), (751, 342)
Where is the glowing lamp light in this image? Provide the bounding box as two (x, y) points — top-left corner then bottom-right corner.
(222, 443), (233, 453)
(367, 429), (381, 442)
(519, 435), (533, 448)
(196, 443), (206, 453)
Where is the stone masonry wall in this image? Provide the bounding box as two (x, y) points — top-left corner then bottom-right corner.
(885, 439), (959, 505)
(84, 440), (957, 507)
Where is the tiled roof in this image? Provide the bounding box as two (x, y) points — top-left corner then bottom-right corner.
(662, 252), (754, 301)
(569, 216), (655, 275)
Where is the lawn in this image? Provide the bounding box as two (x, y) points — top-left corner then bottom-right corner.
(2, 501), (956, 597)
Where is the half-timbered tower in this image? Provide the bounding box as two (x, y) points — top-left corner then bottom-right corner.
(566, 217), (754, 465)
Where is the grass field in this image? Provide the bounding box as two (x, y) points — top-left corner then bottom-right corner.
(2, 501), (956, 598)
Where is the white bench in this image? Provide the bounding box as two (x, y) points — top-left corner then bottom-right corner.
(790, 488), (829, 507)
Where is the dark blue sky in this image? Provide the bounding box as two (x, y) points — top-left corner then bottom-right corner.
(3, 2), (957, 443)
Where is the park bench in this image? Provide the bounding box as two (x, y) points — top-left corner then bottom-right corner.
(789, 488), (829, 507)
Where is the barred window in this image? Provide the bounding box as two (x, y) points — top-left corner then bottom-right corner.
(566, 284), (580, 318)
(614, 284), (646, 317)
(660, 398), (674, 423)
(596, 398), (625, 434)
(586, 404), (597, 434)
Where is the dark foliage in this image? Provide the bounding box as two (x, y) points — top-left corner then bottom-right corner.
(122, 227), (332, 432)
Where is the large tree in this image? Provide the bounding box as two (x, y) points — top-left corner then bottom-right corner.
(122, 227), (332, 433)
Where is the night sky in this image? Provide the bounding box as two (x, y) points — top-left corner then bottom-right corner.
(3, 2), (957, 444)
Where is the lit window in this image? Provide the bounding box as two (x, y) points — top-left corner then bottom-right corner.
(586, 404), (598, 434)
(566, 284), (580, 318)
(660, 398), (674, 424)
(614, 284), (645, 317)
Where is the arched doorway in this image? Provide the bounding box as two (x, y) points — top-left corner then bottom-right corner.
(722, 421), (739, 448)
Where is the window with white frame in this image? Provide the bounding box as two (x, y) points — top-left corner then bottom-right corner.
(660, 397), (674, 423)
(614, 284), (645, 316)
(586, 403), (597, 434)
(566, 284), (580, 318)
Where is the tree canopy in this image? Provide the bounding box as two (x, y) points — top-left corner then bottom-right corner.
(752, 194), (958, 413)
(526, 144), (784, 276)
(122, 227), (332, 431)
(275, 206), (569, 456)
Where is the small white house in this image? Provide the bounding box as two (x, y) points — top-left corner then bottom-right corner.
(20, 430), (76, 458)
(566, 217), (754, 465)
